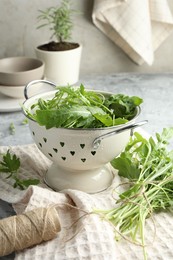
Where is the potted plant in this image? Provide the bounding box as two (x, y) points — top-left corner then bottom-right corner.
(35, 0), (82, 86)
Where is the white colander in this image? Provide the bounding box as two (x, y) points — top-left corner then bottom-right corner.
(23, 80), (147, 193)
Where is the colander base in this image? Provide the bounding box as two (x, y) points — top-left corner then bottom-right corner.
(44, 163), (114, 193)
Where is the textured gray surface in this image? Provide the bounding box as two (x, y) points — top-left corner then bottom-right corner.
(0, 73), (173, 259)
(1, 73), (173, 147)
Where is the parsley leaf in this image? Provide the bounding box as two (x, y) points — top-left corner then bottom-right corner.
(0, 150), (20, 173)
(0, 150), (40, 190)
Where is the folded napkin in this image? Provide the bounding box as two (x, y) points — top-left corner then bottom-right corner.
(0, 143), (173, 260)
(92, 0), (173, 65)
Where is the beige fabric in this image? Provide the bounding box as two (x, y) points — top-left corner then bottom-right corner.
(0, 143), (173, 259)
(92, 0), (173, 65)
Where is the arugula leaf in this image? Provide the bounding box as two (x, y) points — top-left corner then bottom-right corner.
(131, 96), (143, 106)
(111, 153), (140, 180)
(156, 127), (173, 144)
(93, 114), (128, 127)
(25, 84), (143, 129)
(102, 127), (173, 259)
(104, 94), (143, 120)
(9, 122), (15, 135)
(93, 114), (113, 127)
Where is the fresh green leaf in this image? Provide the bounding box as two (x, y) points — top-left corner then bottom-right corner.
(0, 150), (20, 173)
(131, 96), (143, 106)
(93, 114), (113, 127)
(0, 150), (40, 190)
(13, 178), (40, 190)
(9, 122), (15, 135)
(105, 94), (143, 120)
(96, 127), (173, 259)
(37, 0), (80, 42)
(21, 118), (28, 125)
(111, 155), (140, 180)
(25, 84), (142, 129)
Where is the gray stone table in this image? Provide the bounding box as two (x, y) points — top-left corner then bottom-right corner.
(0, 73), (173, 259)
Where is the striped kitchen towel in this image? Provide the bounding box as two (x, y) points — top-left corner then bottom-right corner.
(92, 0), (173, 65)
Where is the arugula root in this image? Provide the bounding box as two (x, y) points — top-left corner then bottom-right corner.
(94, 128), (173, 260)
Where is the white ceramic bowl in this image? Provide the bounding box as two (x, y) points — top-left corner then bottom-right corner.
(0, 79), (47, 99)
(0, 85), (26, 99)
(22, 80), (147, 193)
(0, 57), (45, 86)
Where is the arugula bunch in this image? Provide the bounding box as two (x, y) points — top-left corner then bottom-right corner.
(95, 128), (173, 259)
(0, 150), (40, 190)
(26, 84), (143, 129)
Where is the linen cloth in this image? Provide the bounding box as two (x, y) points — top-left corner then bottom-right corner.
(0, 143), (173, 260)
(92, 0), (173, 65)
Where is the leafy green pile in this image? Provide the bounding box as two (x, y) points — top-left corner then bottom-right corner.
(26, 84), (143, 129)
(95, 128), (173, 259)
(0, 150), (39, 190)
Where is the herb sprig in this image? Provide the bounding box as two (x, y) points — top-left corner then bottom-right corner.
(0, 150), (40, 190)
(9, 122), (15, 135)
(37, 0), (77, 43)
(25, 84), (143, 129)
(94, 128), (173, 259)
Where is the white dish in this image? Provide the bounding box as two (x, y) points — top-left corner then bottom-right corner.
(0, 78), (53, 99)
(0, 84), (26, 98)
(0, 56), (44, 86)
(0, 92), (24, 112)
(0, 80), (46, 99)
(0, 79), (56, 112)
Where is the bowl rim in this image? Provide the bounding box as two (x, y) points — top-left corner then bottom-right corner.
(0, 76), (45, 88)
(0, 56), (45, 75)
(22, 89), (142, 131)
(0, 84), (25, 88)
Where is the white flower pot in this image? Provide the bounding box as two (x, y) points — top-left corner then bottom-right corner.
(35, 44), (82, 86)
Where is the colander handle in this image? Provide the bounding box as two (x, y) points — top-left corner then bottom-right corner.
(24, 79), (57, 99)
(92, 120), (148, 149)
